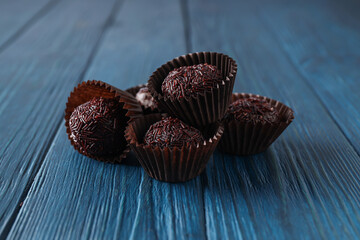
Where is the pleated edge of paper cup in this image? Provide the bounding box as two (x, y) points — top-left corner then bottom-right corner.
(218, 92), (294, 155)
(124, 113), (224, 182)
(64, 80), (143, 164)
(147, 51), (237, 102)
(147, 52), (237, 127)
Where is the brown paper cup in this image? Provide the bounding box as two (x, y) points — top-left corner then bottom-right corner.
(125, 114), (224, 182)
(217, 93), (295, 155)
(65, 80), (143, 164)
(148, 52), (237, 128)
(125, 84), (162, 115)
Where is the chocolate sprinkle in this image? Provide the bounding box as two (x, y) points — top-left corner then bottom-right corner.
(144, 117), (205, 148)
(225, 97), (280, 124)
(69, 97), (127, 157)
(161, 63), (223, 99)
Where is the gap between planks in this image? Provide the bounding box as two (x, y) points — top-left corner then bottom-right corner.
(253, 2), (360, 159)
(0, 0), (124, 239)
(7, 0), (199, 239)
(0, 0), (60, 55)
(179, 1), (210, 238)
(180, 0), (192, 53)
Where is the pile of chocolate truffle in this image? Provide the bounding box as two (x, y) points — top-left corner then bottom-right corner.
(65, 52), (294, 183)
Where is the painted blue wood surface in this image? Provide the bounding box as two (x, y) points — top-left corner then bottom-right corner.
(257, 0), (360, 154)
(0, 0), (360, 239)
(0, 0), (55, 52)
(8, 1), (208, 239)
(188, 0), (360, 238)
(0, 0), (118, 236)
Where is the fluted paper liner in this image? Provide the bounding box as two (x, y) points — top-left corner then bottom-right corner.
(126, 84), (162, 115)
(65, 80), (142, 164)
(125, 114), (224, 182)
(218, 93), (294, 155)
(148, 52), (237, 128)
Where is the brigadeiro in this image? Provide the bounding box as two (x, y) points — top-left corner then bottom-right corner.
(144, 117), (205, 148)
(126, 84), (160, 114)
(217, 93), (294, 155)
(69, 97), (125, 157)
(148, 52), (237, 128)
(225, 97), (281, 124)
(65, 80), (142, 163)
(125, 114), (224, 182)
(161, 63), (223, 99)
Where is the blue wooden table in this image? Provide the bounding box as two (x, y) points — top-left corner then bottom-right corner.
(1, 0), (360, 239)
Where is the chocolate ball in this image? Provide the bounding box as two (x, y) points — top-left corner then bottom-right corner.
(225, 97), (280, 124)
(135, 87), (157, 109)
(161, 63), (223, 99)
(144, 117), (205, 148)
(69, 97), (127, 157)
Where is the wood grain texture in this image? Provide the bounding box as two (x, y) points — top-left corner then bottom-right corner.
(0, 0), (118, 236)
(8, 0), (208, 239)
(187, 0), (360, 239)
(3, 0), (360, 239)
(255, 0), (360, 154)
(0, 0), (57, 52)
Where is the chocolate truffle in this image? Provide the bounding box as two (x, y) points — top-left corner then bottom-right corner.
(69, 97), (127, 157)
(144, 117), (205, 148)
(161, 63), (223, 99)
(225, 97), (280, 124)
(135, 87), (157, 109)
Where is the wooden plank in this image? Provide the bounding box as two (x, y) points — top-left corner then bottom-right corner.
(0, 0), (57, 52)
(8, 0), (208, 239)
(0, 0), (118, 236)
(255, 0), (360, 154)
(187, 0), (360, 239)
(6, 0), (360, 239)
